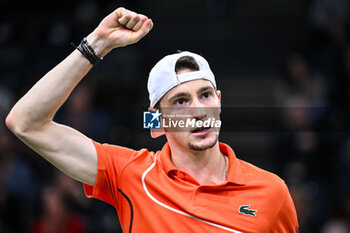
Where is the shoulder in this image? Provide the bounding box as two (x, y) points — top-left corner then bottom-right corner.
(237, 159), (297, 228)
(93, 140), (153, 158)
(92, 140), (156, 171)
(239, 159), (288, 198)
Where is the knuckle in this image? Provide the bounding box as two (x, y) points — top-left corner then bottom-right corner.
(133, 16), (141, 22)
(126, 9), (135, 15)
(139, 15), (147, 21)
(115, 7), (125, 13)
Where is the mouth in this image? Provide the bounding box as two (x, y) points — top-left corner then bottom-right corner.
(191, 127), (211, 136)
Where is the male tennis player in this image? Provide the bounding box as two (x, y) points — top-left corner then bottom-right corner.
(6, 7), (298, 233)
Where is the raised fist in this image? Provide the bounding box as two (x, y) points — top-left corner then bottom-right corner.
(87, 7), (153, 57)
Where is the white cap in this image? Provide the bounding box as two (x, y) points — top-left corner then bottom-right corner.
(147, 51), (216, 107)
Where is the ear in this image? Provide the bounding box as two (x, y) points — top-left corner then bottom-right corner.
(216, 90), (222, 114)
(216, 90), (221, 105)
(150, 128), (165, 138)
(148, 107), (165, 138)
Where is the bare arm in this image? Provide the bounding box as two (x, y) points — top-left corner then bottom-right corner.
(5, 7), (153, 186)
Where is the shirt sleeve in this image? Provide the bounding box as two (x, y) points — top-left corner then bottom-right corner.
(83, 139), (137, 207)
(271, 185), (299, 233)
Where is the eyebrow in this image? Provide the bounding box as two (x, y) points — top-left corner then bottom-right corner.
(167, 85), (215, 103)
(197, 86), (215, 94)
(168, 92), (189, 103)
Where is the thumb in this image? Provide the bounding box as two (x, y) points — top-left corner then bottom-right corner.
(131, 19), (153, 43)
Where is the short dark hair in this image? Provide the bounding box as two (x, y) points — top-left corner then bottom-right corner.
(175, 56), (200, 73)
(154, 55), (200, 109)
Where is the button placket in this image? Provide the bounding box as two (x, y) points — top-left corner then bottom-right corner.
(177, 171), (185, 179)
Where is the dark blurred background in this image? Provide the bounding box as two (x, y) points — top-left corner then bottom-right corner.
(1, 0), (350, 232)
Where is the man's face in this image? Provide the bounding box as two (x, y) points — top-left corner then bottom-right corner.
(159, 75), (221, 152)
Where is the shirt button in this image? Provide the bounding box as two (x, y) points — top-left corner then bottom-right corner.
(178, 172), (185, 179)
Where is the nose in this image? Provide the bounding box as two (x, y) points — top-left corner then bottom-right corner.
(191, 99), (207, 120)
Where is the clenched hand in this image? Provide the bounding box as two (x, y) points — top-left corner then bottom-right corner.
(87, 7), (153, 57)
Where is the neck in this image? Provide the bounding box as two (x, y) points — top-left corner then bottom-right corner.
(168, 142), (227, 184)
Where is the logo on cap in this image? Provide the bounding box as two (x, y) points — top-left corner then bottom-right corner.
(143, 110), (162, 129)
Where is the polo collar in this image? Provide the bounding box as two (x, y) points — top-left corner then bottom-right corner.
(158, 142), (246, 186)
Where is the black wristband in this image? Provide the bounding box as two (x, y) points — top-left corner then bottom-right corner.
(72, 38), (103, 65)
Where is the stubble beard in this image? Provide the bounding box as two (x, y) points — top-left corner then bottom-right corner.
(187, 133), (219, 151)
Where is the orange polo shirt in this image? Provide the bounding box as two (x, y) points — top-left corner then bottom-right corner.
(84, 141), (299, 233)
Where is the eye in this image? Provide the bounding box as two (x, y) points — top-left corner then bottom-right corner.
(201, 92), (211, 99)
(174, 98), (187, 106)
